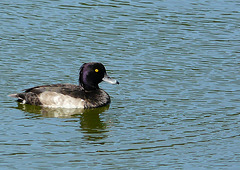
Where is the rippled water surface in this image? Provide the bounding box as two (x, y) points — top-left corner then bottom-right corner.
(1, 0), (240, 169)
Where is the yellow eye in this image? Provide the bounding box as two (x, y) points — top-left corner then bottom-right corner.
(95, 69), (99, 73)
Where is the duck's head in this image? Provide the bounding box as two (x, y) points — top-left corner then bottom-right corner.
(79, 62), (119, 91)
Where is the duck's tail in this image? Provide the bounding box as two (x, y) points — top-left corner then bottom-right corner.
(8, 93), (18, 98)
(8, 93), (26, 103)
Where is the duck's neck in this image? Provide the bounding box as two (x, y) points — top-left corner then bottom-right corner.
(79, 79), (99, 91)
(83, 84), (99, 91)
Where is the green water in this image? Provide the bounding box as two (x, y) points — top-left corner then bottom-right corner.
(1, 0), (240, 169)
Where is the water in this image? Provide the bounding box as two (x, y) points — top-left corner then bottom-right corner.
(1, 0), (240, 169)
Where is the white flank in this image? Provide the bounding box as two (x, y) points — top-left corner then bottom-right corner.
(39, 92), (85, 108)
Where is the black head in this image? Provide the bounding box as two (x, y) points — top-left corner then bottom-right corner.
(79, 62), (119, 91)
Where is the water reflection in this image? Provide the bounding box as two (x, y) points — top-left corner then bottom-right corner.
(15, 103), (110, 141)
(15, 103), (109, 118)
(79, 107), (109, 141)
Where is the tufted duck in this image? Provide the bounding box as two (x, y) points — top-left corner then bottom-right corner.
(9, 62), (119, 108)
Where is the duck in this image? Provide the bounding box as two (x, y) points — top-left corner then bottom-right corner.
(9, 62), (119, 108)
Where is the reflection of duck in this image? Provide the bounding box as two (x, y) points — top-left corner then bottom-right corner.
(80, 106), (109, 132)
(80, 107), (110, 141)
(15, 102), (109, 118)
(9, 62), (119, 108)
(15, 103), (110, 141)
(16, 103), (42, 118)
